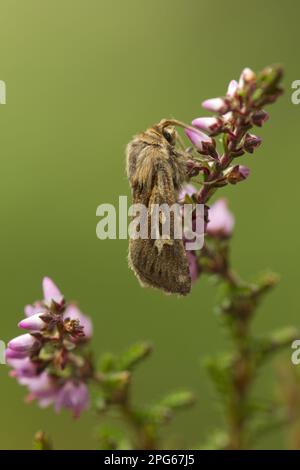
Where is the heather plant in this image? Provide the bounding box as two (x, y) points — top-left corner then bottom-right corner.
(6, 65), (299, 450)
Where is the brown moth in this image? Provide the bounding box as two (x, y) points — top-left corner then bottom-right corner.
(126, 119), (192, 296)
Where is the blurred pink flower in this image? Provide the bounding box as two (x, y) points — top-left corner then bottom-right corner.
(202, 97), (228, 114)
(207, 199), (235, 238)
(54, 381), (89, 418)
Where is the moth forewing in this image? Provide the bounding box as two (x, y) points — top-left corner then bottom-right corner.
(126, 121), (191, 296)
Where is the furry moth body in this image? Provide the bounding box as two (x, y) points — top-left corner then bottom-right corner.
(126, 119), (191, 296)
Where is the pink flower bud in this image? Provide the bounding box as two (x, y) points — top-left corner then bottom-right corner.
(18, 313), (46, 331)
(239, 67), (256, 88)
(42, 277), (64, 306)
(24, 303), (45, 318)
(7, 357), (37, 377)
(227, 165), (250, 184)
(207, 199), (235, 238)
(251, 110), (269, 127)
(202, 97), (228, 114)
(192, 117), (222, 134)
(8, 333), (40, 352)
(185, 128), (213, 153)
(244, 133), (262, 153)
(227, 80), (239, 98)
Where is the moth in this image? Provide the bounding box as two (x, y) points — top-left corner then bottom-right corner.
(126, 119), (192, 296)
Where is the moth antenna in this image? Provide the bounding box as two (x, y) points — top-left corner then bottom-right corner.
(159, 118), (206, 136)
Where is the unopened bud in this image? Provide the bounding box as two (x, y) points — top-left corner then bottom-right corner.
(202, 97), (229, 114)
(226, 165), (250, 184)
(244, 133), (262, 153)
(251, 110), (269, 127)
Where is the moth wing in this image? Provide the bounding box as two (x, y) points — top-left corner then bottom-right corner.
(128, 147), (191, 296)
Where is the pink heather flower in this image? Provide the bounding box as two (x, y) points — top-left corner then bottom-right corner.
(227, 80), (239, 98)
(8, 277), (92, 418)
(18, 313), (46, 331)
(185, 128), (213, 152)
(25, 277), (64, 317)
(207, 199), (235, 238)
(239, 165), (250, 179)
(43, 277), (64, 306)
(24, 372), (59, 408)
(54, 381), (89, 418)
(5, 347), (28, 360)
(179, 184), (197, 202)
(8, 357), (37, 378)
(202, 97), (228, 114)
(24, 302), (45, 318)
(186, 251), (199, 283)
(227, 165), (250, 184)
(244, 133), (262, 154)
(192, 117), (221, 134)
(64, 304), (93, 339)
(8, 333), (40, 352)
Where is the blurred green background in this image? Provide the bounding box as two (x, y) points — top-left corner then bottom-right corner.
(0, 0), (299, 449)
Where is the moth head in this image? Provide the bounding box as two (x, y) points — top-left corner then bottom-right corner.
(162, 126), (177, 146)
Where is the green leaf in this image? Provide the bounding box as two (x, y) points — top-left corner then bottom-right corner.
(160, 391), (195, 410)
(118, 342), (152, 371)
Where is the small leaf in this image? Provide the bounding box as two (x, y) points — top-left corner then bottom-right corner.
(118, 342), (152, 371)
(160, 391), (195, 410)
